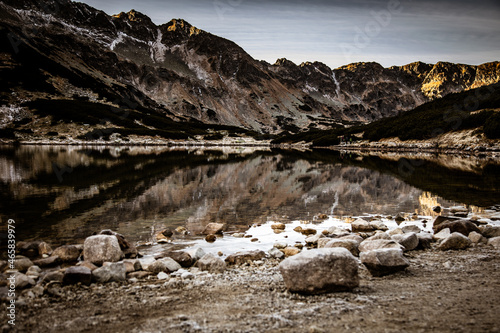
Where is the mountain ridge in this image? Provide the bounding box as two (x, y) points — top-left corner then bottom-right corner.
(0, 0), (499, 142)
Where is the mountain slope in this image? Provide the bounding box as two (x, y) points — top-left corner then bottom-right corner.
(0, 0), (499, 140)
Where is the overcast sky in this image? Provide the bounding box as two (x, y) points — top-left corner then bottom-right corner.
(76, 0), (500, 69)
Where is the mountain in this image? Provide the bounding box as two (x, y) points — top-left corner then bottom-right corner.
(0, 0), (499, 141)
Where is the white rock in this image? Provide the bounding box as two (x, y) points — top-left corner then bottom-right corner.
(157, 272), (169, 280)
(185, 248), (206, 262)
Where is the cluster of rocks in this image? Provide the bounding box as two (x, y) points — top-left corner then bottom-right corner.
(275, 215), (500, 294)
(2, 214), (500, 300)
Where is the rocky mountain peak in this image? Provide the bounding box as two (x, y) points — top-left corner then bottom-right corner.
(273, 58), (297, 67)
(112, 9), (150, 23)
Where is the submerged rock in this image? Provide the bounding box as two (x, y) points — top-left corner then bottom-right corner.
(83, 235), (124, 265)
(360, 248), (410, 277)
(279, 248), (359, 294)
(438, 232), (472, 251)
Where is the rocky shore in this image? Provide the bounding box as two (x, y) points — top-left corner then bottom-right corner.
(2, 209), (500, 332)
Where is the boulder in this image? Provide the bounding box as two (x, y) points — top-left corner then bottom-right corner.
(359, 239), (404, 253)
(402, 225), (421, 234)
(17, 241), (42, 258)
(159, 251), (194, 268)
(52, 245), (81, 262)
(202, 223), (225, 235)
(388, 228), (404, 236)
(83, 235), (124, 265)
(339, 234), (364, 245)
(184, 248), (206, 262)
(317, 238), (332, 248)
(26, 265), (41, 278)
(417, 233), (434, 249)
(434, 220), (480, 237)
(480, 225), (500, 238)
(92, 262), (126, 283)
(33, 256), (60, 268)
(305, 233), (324, 247)
(351, 218), (374, 233)
(279, 248), (359, 294)
(488, 236), (500, 249)
(322, 227), (350, 238)
(468, 231), (487, 245)
(63, 266), (92, 286)
(391, 232), (419, 251)
(433, 228), (451, 240)
(438, 232), (472, 251)
(197, 253), (226, 273)
(360, 249), (410, 277)
(324, 239), (360, 256)
(369, 221), (388, 231)
(365, 232), (391, 241)
(99, 230), (137, 259)
(225, 250), (266, 265)
(13, 256), (33, 273)
(147, 258), (182, 274)
(137, 257), (156, 271)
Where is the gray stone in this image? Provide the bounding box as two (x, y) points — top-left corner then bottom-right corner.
(52, 245), (81, 262)
(42, 271), (64, 284)
(13, 256), (33, 273)
(359, 239), (404, 252)
(137, 256), (156, 271)
(338, 234), (364, 245)
(417, 233), (434, 249)
(369, 220), (388, 231)
(33, 256), (60, 268)
(123, 259), (142, 273)
(279, 248), (359, 294)
(323, 227), (350, 238)
(197, 253), (226, 273)
(92, 262), (126, 283)
(365, 232), (391, 241)
(305, 233), (324, 246)
(488, 236), (500, 249)
(185, 248), (206, 261)
(468, 231), (487, 245)
(324, 239), (360, 256)
(402, 225), (421, 234)
(480, 225), (500, 238)
(360, 248), (410, 277)
(12, 272), (35, 289)
(388, 228), (404, 236)
(26, 265), (41, 278)
(438, 232), (472, 251)
(351, 218), (374, 233)
(433, 228), (451, 240)
(147, 258), (182, 274)
(268, 247), (285, 259)
(317, 238), (332, 248)
(225, 250), (267, 265)
(83, 235), (124, 265)
(157, 272), (169, 280)
(391, 232), (419, 251)
(63, 266), (92, 286)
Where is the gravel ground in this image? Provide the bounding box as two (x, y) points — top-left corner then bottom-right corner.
(5, 246), (500, 333)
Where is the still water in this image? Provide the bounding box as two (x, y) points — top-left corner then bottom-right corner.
(1, 145), (499, 247)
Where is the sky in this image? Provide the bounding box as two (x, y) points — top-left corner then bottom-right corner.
(76, 0), (500, 69)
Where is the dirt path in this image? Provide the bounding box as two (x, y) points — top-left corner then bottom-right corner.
(7, 247), (500, 333)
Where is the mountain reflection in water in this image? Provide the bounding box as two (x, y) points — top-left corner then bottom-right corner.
(0, 145), (499, 246)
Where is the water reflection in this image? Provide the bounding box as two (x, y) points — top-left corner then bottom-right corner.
(0, 145), (499, 246)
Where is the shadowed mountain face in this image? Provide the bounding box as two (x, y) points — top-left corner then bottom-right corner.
(1, 146), (499, 246)
(0, 0), (499, 137)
